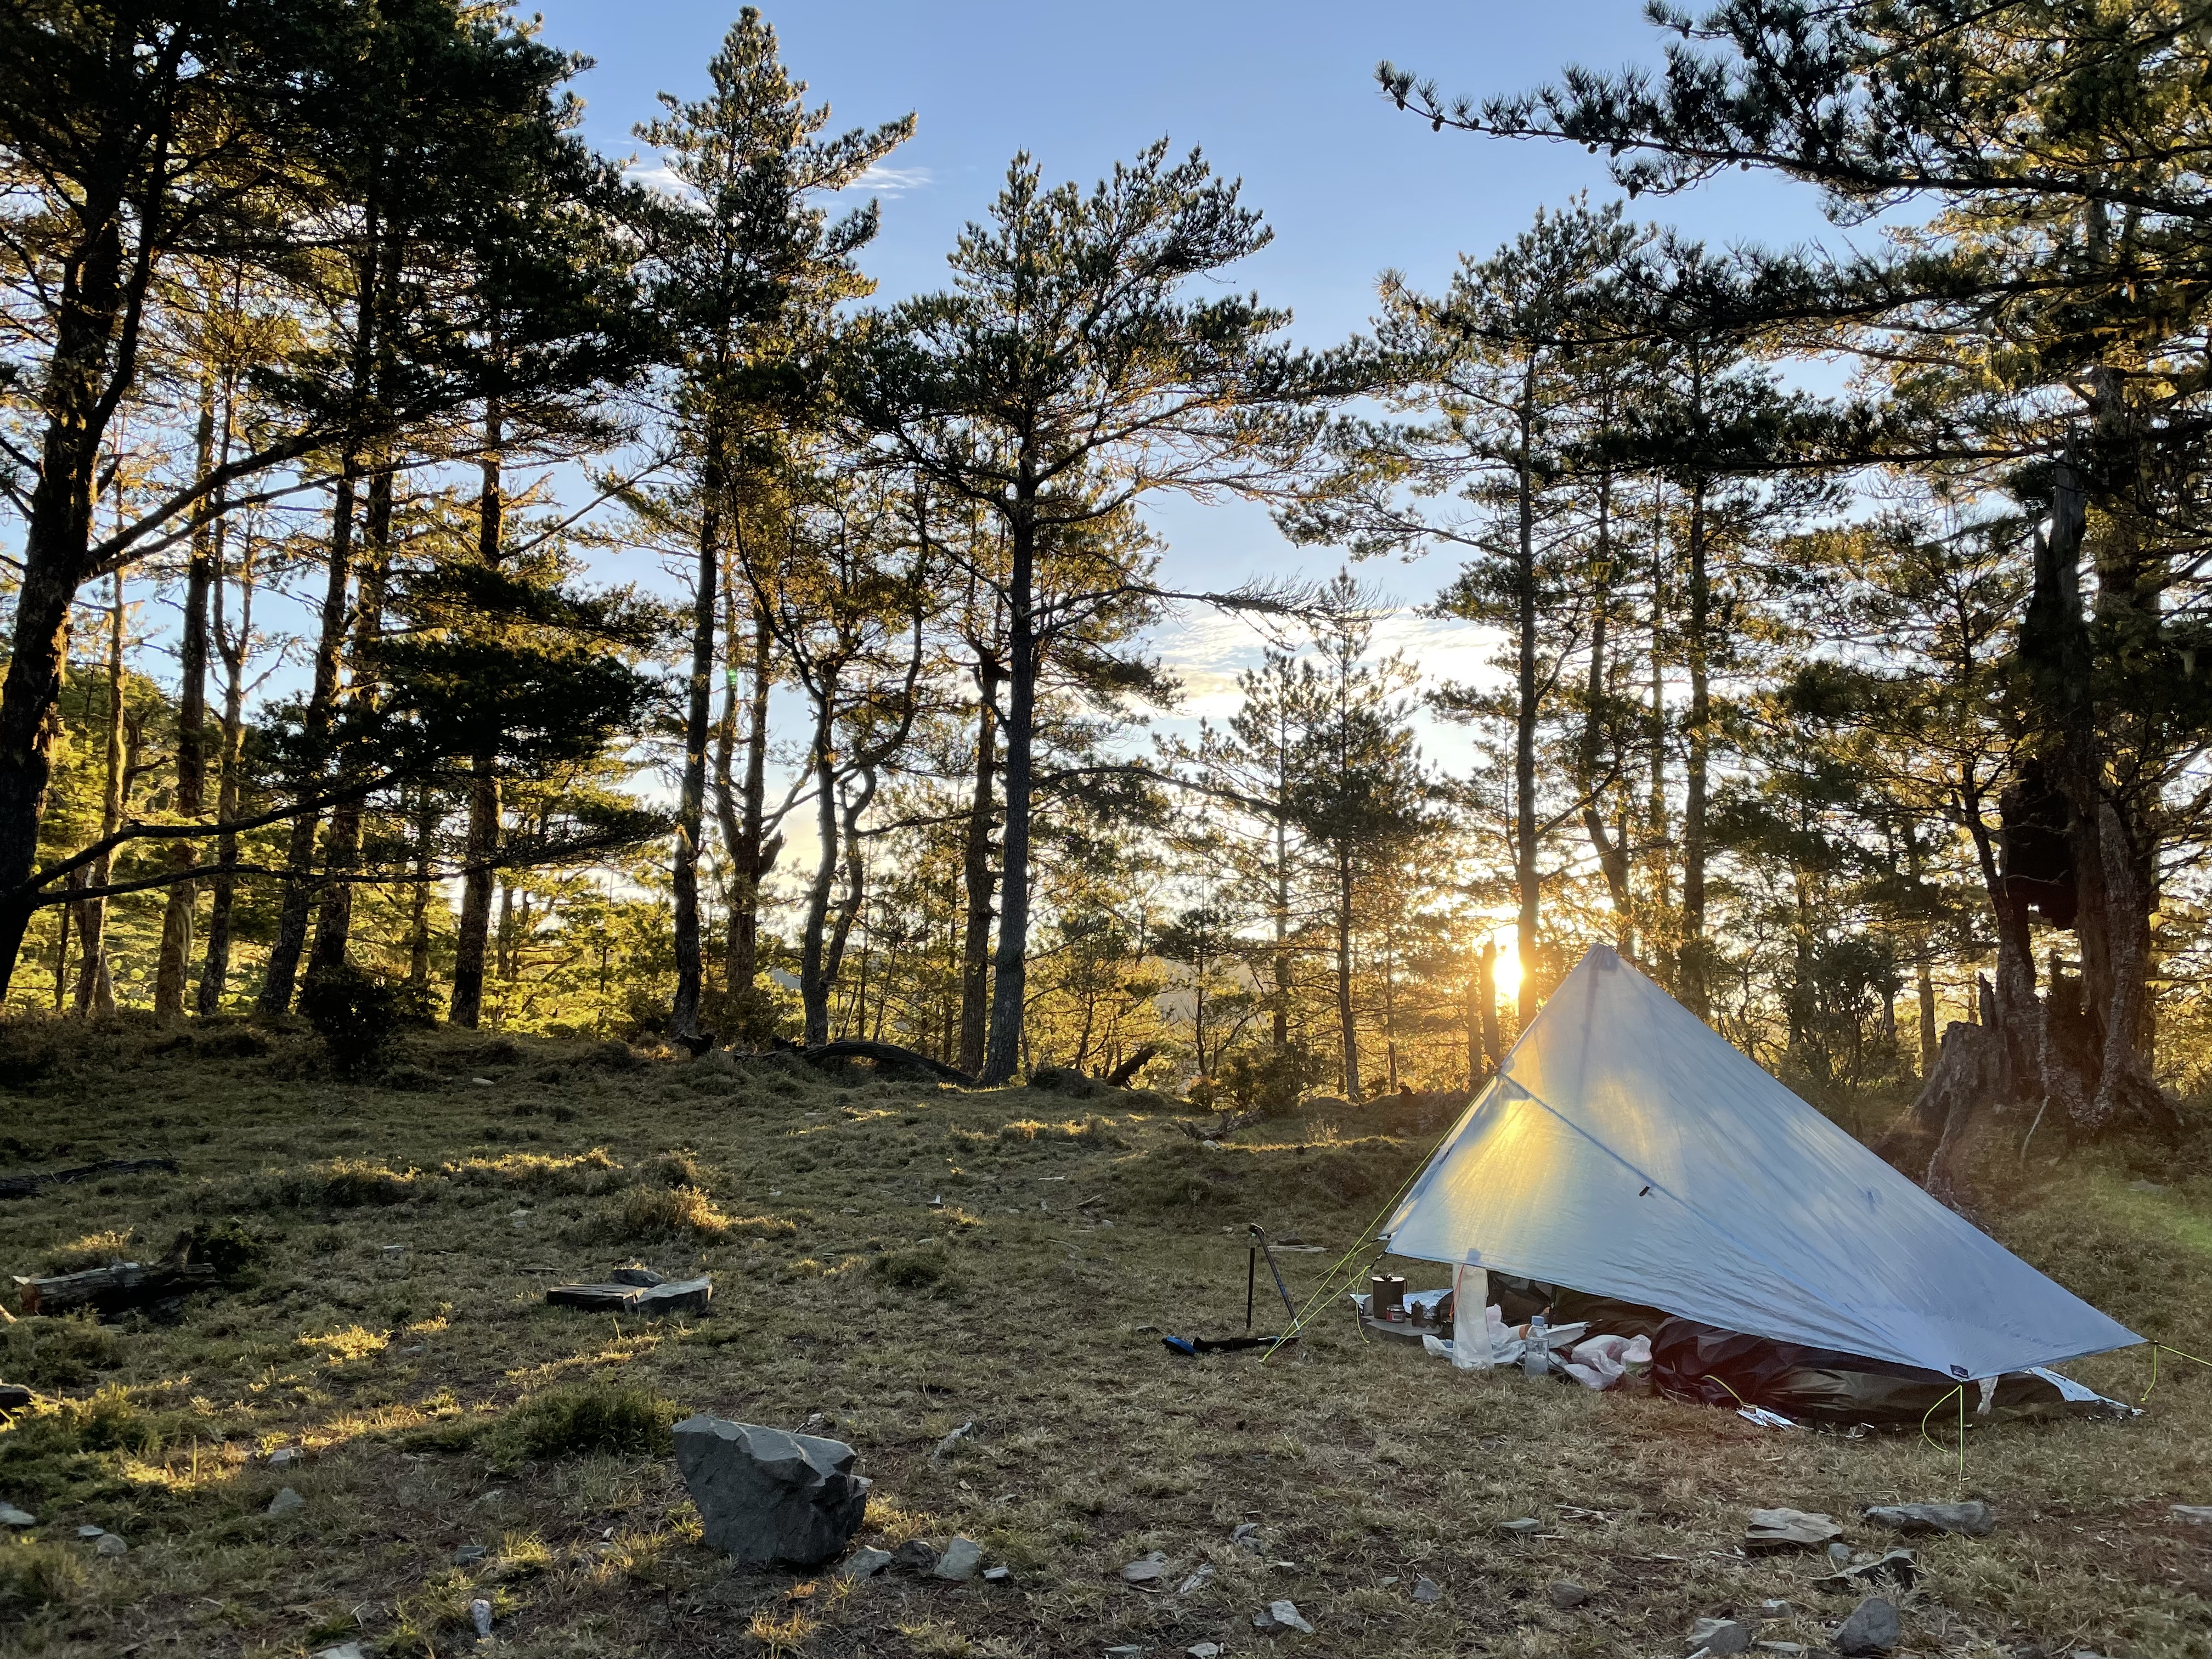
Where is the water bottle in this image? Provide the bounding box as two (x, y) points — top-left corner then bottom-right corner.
(1523, 1314), (1549, 1380)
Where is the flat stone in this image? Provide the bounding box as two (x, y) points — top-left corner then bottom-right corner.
(1178, 1562), (1215, 1594)
(1412, 1576), (1443, 1604)
(935, 1536), (981, 1581)
(1254, 1598), (1314, 1634)
(1756, 1645), (1806, 1656)
(267, 1447), (301, 1468)
(546, 1276), (712, 1317)
(0, 1503), (33, 1526)
(930, 1421), (976, 1462)
(1549, 1581), (1589, 1609)
(1499, 1517), (1542, 1536)
(1759, 1600), (1793, 1618)
(891, 1538), (940, 1573)
(267, 1486), (305, 1516)
(1815, 1549), (1918, 1594)
(1122, 1551), (1170, 1586)
(1863, 1500), (1995, 1537)
(1231, 1521), (1264, 1553)
(840, 1545), (893, 1579)
(1827, 1542), (1853, 1565)
(94, 1532), (127, 1556)
(673, 1415), (871, 1567)
(1836, 1596), (1903, 1656)
(2129, 1180), (2165, 1193)
(1188, 1646), (1223, 1659)
(2172, 1505), (2212, 1525)
(1745, 1508), (1842, 1553)
(983, 1565), (1012, 1583)
(470, 1596), (493, 1638)
(1689, 1616), (1754, 1655)
(609, 1266), (666, 1286)
(311, 1646), (368, 1659)
(454, 1544), (488, 1565)
(77, 1525), (104, 1539)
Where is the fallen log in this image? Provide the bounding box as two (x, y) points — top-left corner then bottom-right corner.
(1104, 1046), (1159, 1088)
(14, 1260), (217, 1316)
(0, 1157), (178, 1201)
(545, 1276), (713, 1317)
(798, 1039), (974, 1086)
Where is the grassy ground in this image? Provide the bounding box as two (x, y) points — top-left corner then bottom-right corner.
(1, 1015), (2208, 1659)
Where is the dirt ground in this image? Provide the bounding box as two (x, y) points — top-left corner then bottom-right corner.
(2, 1015), (2209, 1659)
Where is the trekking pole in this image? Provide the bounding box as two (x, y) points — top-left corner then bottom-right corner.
(1249, 1224), (1299, 1326)
(1246, 1246), (1256, 1331)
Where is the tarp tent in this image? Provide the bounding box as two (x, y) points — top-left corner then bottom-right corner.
(1381, 945), (2139, 1381)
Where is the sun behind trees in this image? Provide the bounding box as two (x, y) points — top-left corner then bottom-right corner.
(5, 0), (2212, 1177)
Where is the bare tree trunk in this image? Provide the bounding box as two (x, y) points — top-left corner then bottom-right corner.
(1335, 844), (1360, 1099)
(798, 673), (841, 1048)
(309, 447), (393, 977)
(1512, 368), (1542, 1027)
(957, 653), (999, 1076)
(1646, 480), (1671, 979)
(156, 371), (224, 1019)
(1681, 464), (1712, 1020)
(75, 572), (126, 1016)
(669, 420), (723, 1042)
(198, 526), (254, 1014)
(406, 781), (435, 991)
(1578, 456), (1632, 949)
(981, 479), (1038, 1087)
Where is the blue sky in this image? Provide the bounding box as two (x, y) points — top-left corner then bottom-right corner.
(523, 1), (1852, 755)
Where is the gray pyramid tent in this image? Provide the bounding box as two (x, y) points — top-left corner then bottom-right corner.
(1381, 945), (2138, 1380)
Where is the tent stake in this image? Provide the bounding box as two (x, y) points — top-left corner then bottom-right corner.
(1245, 1246), (1256, 1331)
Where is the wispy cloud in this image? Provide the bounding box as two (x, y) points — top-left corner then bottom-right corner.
(850, 163), (933, 195)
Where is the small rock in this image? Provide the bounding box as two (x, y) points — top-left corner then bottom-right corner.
(1122, 1551), (1170, 1587)
(1231, 1521), (1265, 1554)
(891, 1539), (940, 1573)
(1188, 1646), (1223, 1659)
(983, 1565), (1013, 1583)
(507, 1209), (531, 1226)
(1835, 1596), (1901, 1656)
(610, 1266), (666, 1287)
(934, 1536), (981, 1581)
(1862, 1500), (1995, 1537)
(454, 1544), (489, 1565)
(841, 1545), (893, 1579)
(1756, 1645), (1806, 1656)
(1253, 1598), (1314, 1634)
(267, 1486), (305, 1517)
(1689, 1616), (1754, 1655)
(470, 1596), (493, 1637)
(1827, 1541), (1853, 1565)
(1412, 1576), (1443, 1605)
(1815, 1548), (1918, 1594)
(1499, 1517), (1542, 1536)
(1549, 1580), (1589, 1609)
(267, 1447), (301, 1469)
(1759, 1600), (1793, 1618)
(2171, 1504), (2212, 1525)
(1745, 1508), (1842, 1553)
(0, 1503), (33, 1527)
(931, 1421), (977, 1463)
(1178, 1562), (1216, 1594)
(311, 1645), (368, 1659)
(2128, 1179), (2164, 1193)
(94, 1532), (127, 1557)
(77, 1525), (104, 1539)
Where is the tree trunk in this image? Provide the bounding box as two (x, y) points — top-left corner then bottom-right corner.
(1578, 456), (1632, 949)
(198, 524), (254, 1014)
(1680, 467), (1712, 1019)
(1335, 844), (1360, 1099)
(1513, 368), (1542, 1027)
(1646, 479), (1671, 979)
(449, 395), (504, 1026)
(75, 572), (126, 1017)
(981, 481), (1039, 1087)
(309, 449), (393, 977)
(156, 372), (224, 1019)
(798, 673), (841, 1048)
(1479, 938), (1502, 1071)
(669, 420), (723, 1042)
(957, 653), (1000, 1075)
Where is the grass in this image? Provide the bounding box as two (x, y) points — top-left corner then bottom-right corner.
(0, 1012), (2207, 1657)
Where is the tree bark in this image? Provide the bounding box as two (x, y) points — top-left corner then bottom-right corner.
(1578, 454), (1632, 949)
(1513, 364), (1542, 1027)
(798, 668), (842, 1047)
(1680, 465), (1712, 1019)
(449, 396), (504, 1027)
(198, 523), (254, 1013)
(981, 475), (1039, 1087)
(957, 651), (1000, 1076)
(669, 418), (723, 1042)
(74, 572), (127, 1017)
(308, 445), (393, 977)
(1335, 843), (1361, 1099)
(155, 370), (223, 1019)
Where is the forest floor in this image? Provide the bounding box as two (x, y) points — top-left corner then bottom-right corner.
(1, 1017), (2210, 1659)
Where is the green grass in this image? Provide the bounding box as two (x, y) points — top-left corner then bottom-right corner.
(0, 1013), (2207, 1657)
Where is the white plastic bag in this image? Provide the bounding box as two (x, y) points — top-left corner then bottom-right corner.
(1453, 1263), (1491, 1371)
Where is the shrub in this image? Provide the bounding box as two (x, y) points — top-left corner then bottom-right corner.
(61, 1384), (162, 1455)
(495, 1383), (678, 1465)
(318, 1160), (418, 1207)
(0, 1317), (120, 1389)
(180, 1216), (269, 1282)
(871, 1246), (951, 1290)
(1218, 1043), (1325, 1118)
(298, 962), (400, 1076)
(0, 1537), (87, 1612)
(595, 1184), (731, 1240)
(445, 1149), (623, 1196)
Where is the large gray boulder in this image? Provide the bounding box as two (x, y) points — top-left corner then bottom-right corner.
(674, 1415), (871, 1566)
